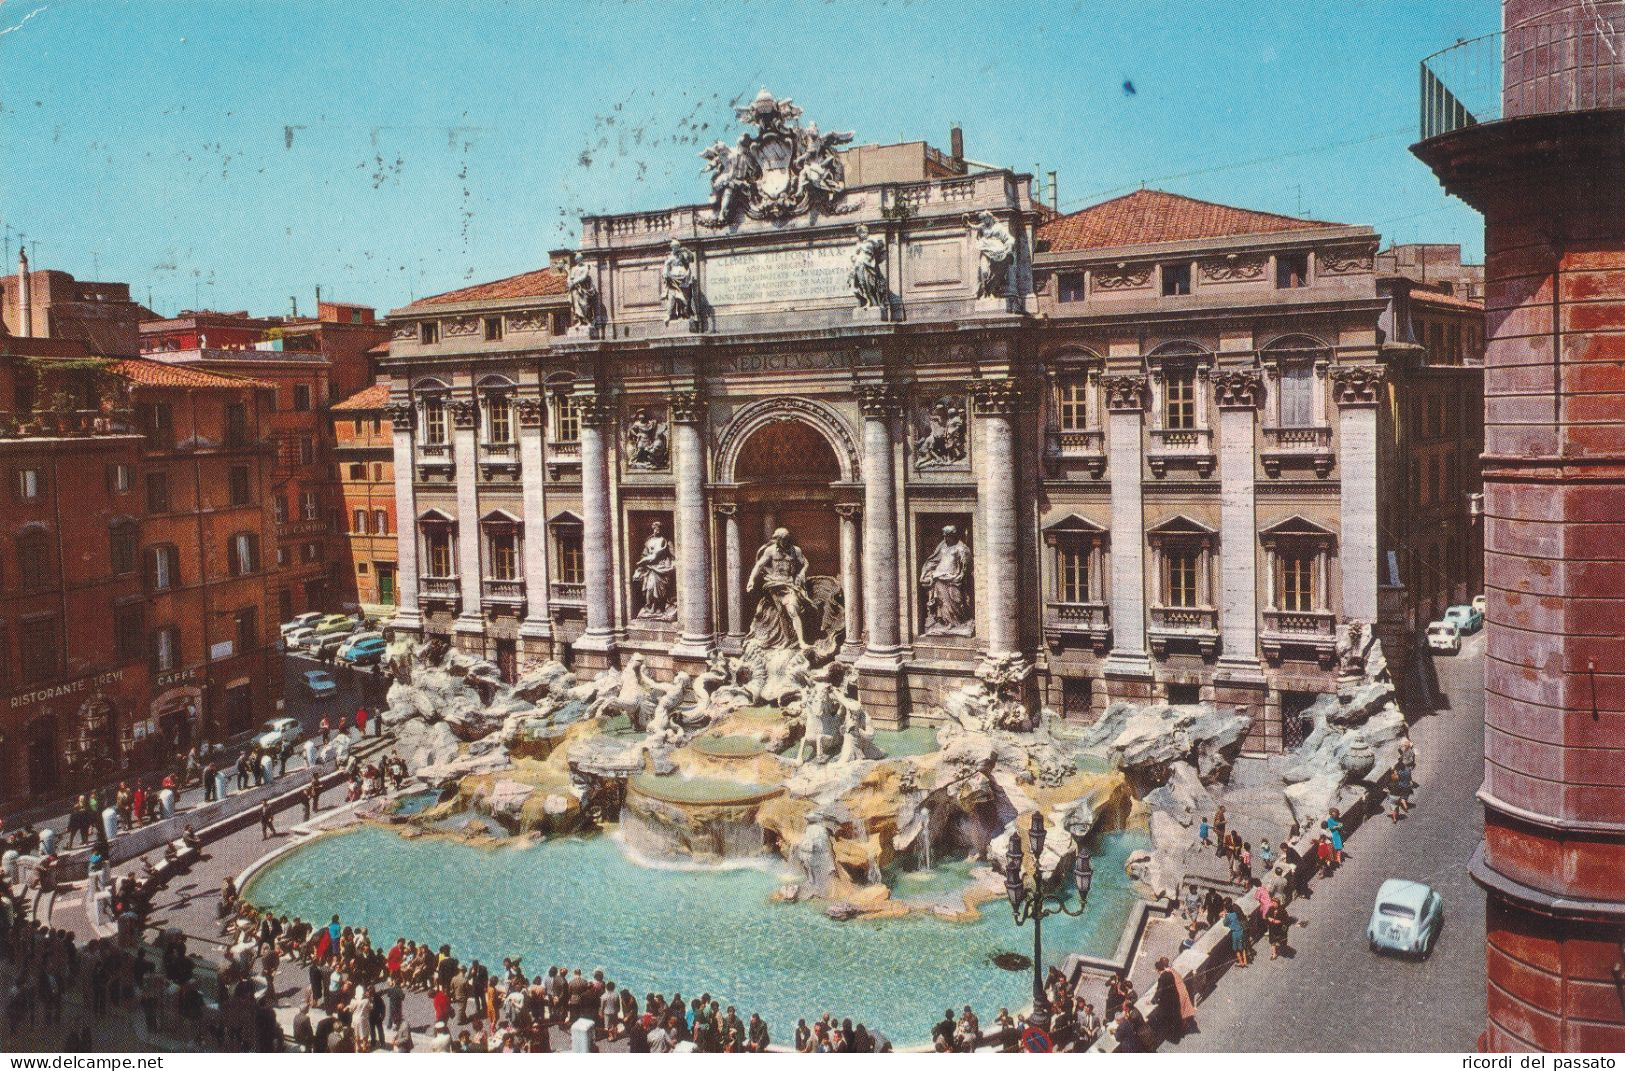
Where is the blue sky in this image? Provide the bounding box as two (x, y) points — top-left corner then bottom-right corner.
(0, 1), (1498, 317)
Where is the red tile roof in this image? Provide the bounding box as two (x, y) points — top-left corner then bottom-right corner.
(1410, 289), (1483, 312)
(1038, 189), (1344, 253)
(330, 382), (391, 411)
(109, 358), (272, 391)
(404, 267), (566, 308)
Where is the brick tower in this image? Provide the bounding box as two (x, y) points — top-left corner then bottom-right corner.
(1414, 0), (1625, 1053)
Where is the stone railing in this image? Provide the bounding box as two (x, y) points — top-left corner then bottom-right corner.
(419, 442), (451, 458)
(1148, 605), (1219, 657)
(1148, 427), (1215, 477)
(1261, 425), (1334, 477)
(420, 575), (460, 599)
(482, 578), (526, 604)
(1043, 428), (1107, 478)
(1044, 600), (1111, 653)
(1261, 608), (1338, 666)
(550, 581), (586, 605)
(480, 441), (516, 456)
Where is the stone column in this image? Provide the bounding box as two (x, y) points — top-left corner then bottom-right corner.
(1331, 366), (1383, 625)
(856, 385), (903, 664)
(1100, 375), (1153, 685)
(716, 503), (743, 645)
(669, 391), (714, 661)
(516, 395), (551, 648)
(974, 378), (1022, 656)
(1213, 369), (1264, 670)
(836, 502), (863, 658)
(855, 384), (906, 727)
(386, 400), (422, 633)
(574, 392), (618, 662)
(450, 396), (485, 637)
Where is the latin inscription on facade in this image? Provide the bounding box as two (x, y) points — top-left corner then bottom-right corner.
(705, 246), (850, 306)
(720, 351), (849, 373)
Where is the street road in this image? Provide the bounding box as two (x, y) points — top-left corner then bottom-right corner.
(1179, 632), (1488, 1052)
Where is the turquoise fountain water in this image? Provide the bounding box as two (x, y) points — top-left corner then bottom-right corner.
(244, 825), (1148, 1044)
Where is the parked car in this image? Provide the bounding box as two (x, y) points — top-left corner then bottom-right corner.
(255, 716), (305, 752)
(1444, 604), (1483, 634)
(1426, 621), (1461, 654)
(284, 626), (318, 651)
(1472, 593), (1487, 616)
(302, 669), (339, 700)
(309, 631), (352, 658)
(337, 633), (388, 666)
(280, 612), (324, 642)
(1368, 878), (1444, 957)
(308, 613), (358, 638)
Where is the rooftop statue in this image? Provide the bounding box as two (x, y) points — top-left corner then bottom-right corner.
(700, 89), (858, 226)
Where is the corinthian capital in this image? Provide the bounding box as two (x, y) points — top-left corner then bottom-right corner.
(973, 377), (1020, 416)
(1100, 374), (1148, 413)
(1212, 369), (1264, 409)
(1329, 365), (1385, 407)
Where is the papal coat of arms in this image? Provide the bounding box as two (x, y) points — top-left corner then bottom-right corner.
(700, 89), (858, 226)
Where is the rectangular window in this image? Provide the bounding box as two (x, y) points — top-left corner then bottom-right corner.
(419, 321), (439, 345)
(143, 402), (174, 446)
(301, 491), (319, 521)
(293, 385), (311, 412)
(424, 401), (448, 446)
(426, 530), (453, 577)
(152, 625), (181, 674)
(1445, 453), (1457, 503)
(1166, 549), (1199, 608)
(1164, 367), (1197, 430)
(554, 395), (581, 443)
(353, 508), (367, 534)
(16, 468), (42, 501)
(17, 535), (50, 591)
(1161, 262), (1192, 296)
(234, 607), (258, 653)
(349, 463), (365, 481)
(484, 316), (504, 341)
(1058, 544), (1089, 603)
(228, 464), (251, 506)
(225, 402), (248, 447)
(373, 509), (388, 535)
(487, 398), (512, 444)
(229, 533), (259, 576)
(19, 617), (59, 684)
(107, 463), (133, 494)
(276, 546), (290, 567)
(371, 418), (382, 436)
(298, 438), (316, 465)
(490, 531), (518, 580)
(1057, 273), (1085, 303)
(110, 525), (137, 575)
(272, 494), (287, 525)
(357, 561), (370, 574)
(371, 463), (384, 482)
(556, 530), (585, 585)
(1058, 378), (1089, 432)
(145, 471), (170, 514)
(114, 603), (144, 662)
(148, 545), (179, 591)
(1275, 252), (1310, 289)
(1278, 360), (1315, 427)
(300, 541), (323, 563)
(1279, 551), (1316, 612)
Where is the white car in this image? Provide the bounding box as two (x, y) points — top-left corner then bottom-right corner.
(1426, 621), (1461, 654)
(284, 626), (318, 651)
(256, 716), (305, 752)
(1472, 593), (1487, 617)
(280, 612), (324, 642)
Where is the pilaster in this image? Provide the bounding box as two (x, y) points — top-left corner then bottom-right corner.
(1331, 365), (1383, 626)
(973, 377), (1022, 656)
(450, 396), (484, 636)
(574, 391), (619, 666)
(515, 395), (552, 646)
(386, 400), (422, 633)
(669, 390), (715, 662)
(1100, 374), (1154, 684)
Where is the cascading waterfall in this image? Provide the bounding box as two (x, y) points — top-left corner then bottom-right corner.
(866, 846), (884, 886)
(918, 809), (934, 871)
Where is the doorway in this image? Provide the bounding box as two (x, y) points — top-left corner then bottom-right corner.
(495, 639), (518, 684)
(26, 718), (57, 795)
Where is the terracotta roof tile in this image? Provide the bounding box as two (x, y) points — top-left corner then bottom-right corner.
(110, 358), (272, 391)
(1410, 289), (1483, 311)
(330, 382), (391, 411)
(405, 267), (566, 308)
(1038, 189), (1343, 253)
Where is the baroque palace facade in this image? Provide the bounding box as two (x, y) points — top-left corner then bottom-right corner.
(381, 92), (1480, 751)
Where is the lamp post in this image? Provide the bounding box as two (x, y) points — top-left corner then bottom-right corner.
(1003, 811), (1093, 1032)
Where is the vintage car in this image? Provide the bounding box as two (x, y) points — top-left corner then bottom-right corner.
(1443, 603), (1483, 634)
(302, 669), (340, 700)
(255, 716), (305, 752)
(279, 612), (324, 642)
(1426, 621), (1461, 654)
(337, 633), (387, 666)
(1368, 878), (1444, 957)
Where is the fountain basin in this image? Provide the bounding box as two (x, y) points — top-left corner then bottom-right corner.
(622, 774), (786, 861)
(243, 825), (1150, 1045)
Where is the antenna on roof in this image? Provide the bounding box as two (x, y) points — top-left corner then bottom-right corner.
(315, 284), (322, 309)
(291, 296), (299, 318)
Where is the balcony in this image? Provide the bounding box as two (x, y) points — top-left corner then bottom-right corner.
(1043, 600), (1111, 653)
(481, 577), (526, 614)
(1261, 608), (1338, 667)
(1148, 605), (1219, 658)
(1043, 428), (1107, 479)
(1420, 17), (1625, 141)
(1147, 427), (1214, 478)
(546, 440), (581, 481)
(1261, 425), (1334, 478)
(419, 575), (460, 611)
(550, 580), (586, 607)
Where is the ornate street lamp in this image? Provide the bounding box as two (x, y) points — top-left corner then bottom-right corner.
(1002, 811), (1093, 1031)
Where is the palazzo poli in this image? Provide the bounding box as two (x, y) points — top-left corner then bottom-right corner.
(381, 91), (1481, 751)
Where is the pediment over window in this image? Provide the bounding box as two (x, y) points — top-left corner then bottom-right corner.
(1042, 514), (1107, 543)
(1259, 514), (1336, 542)
(1146, 515), (1216, 540)
(547, 509), (584, 528)
(417, 507), (455, 525)
(481, 508), (523, 527)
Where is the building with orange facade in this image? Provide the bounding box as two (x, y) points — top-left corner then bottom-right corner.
(330, 378), (398, 618)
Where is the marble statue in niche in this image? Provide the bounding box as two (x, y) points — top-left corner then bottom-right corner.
(632, 521), (677, 621)
(920, 524), (974, 635)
